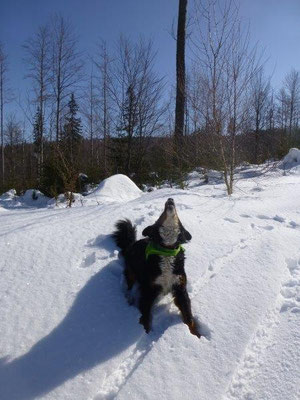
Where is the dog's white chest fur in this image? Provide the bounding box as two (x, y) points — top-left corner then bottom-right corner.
(155, 256), (180, 294)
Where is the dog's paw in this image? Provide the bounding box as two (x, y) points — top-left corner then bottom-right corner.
(139, 316), (151, 333)
(188, 320), (201, 338)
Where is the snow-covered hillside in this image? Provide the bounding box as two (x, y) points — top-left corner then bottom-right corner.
(1, 163), (300, 400)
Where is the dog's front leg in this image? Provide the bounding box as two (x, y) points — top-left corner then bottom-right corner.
(173, 284), (201, 338)
(139, 286), (160, 333)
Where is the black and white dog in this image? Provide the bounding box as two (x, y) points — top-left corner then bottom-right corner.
(112, 198), (200, 338)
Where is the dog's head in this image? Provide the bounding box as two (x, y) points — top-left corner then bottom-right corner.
(142, 198), (192, 248)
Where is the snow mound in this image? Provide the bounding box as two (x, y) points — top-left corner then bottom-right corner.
(282, 148), (300, 165)
(22, 189), (49, 207)
(0, 188), (17, 199)
(280, 148), (300, 173)
(0, 189), (49, 209)
(87, 174), (142, 202)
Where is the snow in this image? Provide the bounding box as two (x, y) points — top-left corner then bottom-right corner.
(87, 174), (142, 203)
(1, 163), (300, 400)
(0, 174), (142, 210)
(0, 189), (49, 209)
(279, 147), (300, 174)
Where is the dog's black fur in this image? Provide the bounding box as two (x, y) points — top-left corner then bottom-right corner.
(112, 198), (200, 338)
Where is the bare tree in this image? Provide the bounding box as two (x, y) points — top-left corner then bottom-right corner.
(92, 41), (113, 175)
(23, 25), (51, 181)
(50, 15), (83, 142)
(250, 68), (270, 163)
(82, 71), (98, 165)
(284, 68), (300, 141)
(0, 44), (9, 188)
(191, 0), (261, 194)
(111, 37), (165, 178)
(4, 114), (23, 187)
(276, 87), (289, 132)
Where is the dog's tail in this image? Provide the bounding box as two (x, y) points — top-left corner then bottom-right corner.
(112, 219), (137, 255)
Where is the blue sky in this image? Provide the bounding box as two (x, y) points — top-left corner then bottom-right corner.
(1, 0), (300, 121)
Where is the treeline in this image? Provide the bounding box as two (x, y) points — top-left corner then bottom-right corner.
(1, 2), (300, 197)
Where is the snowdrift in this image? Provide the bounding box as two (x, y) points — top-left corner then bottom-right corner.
(87, 174), (142, 202)
(0, 189), (49, 209)
(279, 147), (300, 173)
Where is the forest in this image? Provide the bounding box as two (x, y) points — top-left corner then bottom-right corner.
(1, 0), (300, 198)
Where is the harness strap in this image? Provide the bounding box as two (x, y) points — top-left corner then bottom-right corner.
(145, 242), (184, 260)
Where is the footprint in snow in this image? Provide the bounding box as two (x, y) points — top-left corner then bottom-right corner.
(273, 215), (285, 223)
(240, 214), (251, 218)
(79, 252), (96, 268)
(257, 214), (271, 220)
(251, 186), (264, 192)
(280, 258), (300, 313)
(289, 221), (300, 229)
(224, 217), (238, 223)
(262, 225), (274, 231)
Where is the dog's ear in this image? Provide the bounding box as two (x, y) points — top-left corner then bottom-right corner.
(178, 224), (192, 243)
(142, 224), (155, 238)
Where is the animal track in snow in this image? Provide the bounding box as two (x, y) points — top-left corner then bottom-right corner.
(93, 306), (185, 400)
(223, 256), (300, 400)
(191, 232), (261, 298)
(224, 217), (238, 224)
(289, 220), (300, 229)
(79, 252), (96, 268)
(241, 213), (286, 225)
(261, 225), (274, 231)
(240, 214), (251, 218)
(257, 214), (270, 220)
(280, 258), (300, 313)
(94, 335), (152, 400)
(273, 215), (286, 223)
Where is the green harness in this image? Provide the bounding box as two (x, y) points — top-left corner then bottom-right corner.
(145, 242), (184, 260)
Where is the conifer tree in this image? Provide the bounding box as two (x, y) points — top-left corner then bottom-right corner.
(62, 93), (82, 165)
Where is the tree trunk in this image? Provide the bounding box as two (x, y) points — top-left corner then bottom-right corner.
(174, 0), (187, 165)
(0, 62), (4, 187)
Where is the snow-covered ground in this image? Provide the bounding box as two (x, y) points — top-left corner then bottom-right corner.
(1, 159), (300, 400)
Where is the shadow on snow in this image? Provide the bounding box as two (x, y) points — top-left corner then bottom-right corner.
(0, 257), (177, 400)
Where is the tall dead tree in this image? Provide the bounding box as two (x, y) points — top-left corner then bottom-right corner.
(23, 25), (51, 182)
(174, 0), (187, 166)
(82, 71), (98, 166)
(0, 44), (6, 188)
(93, 41), (112, 175)
(51, 15), (83, 142)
